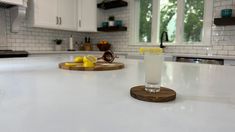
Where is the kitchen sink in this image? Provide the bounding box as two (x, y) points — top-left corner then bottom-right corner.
(175, 56), (224, 65)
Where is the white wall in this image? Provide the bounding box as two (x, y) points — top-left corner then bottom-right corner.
(1, 0), (235, 56)
(89, 0), (235, 56)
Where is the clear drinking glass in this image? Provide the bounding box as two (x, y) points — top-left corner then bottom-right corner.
(144, 52), (164, 93)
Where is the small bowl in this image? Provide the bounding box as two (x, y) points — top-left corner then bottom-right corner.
(102, 22), (108, 28)
(221, 9), (232, 18)
(97, 44), (111, 51)
(54, 39), (63, 45)
(115, 20), (123, 27)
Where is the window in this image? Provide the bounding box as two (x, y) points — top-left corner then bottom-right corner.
(131, 0), (213, 45)
(184, 0), (204, 42)
(159, 0), (177, 42)
(139, 0), (153, 43)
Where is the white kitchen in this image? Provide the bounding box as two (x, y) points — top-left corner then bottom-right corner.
(0, 0), (235, 132)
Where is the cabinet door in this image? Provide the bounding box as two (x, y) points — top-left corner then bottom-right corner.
(34, 0), (58, 29)
(78, 0), (97, 32)
(58, 0), (77, 30)
(0, 0), (23, 5)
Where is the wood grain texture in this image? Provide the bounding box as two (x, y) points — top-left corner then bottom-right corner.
(130, 86), (176, 103)
(59, 62), (124, 71)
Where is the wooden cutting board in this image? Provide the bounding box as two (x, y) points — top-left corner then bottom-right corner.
(59, 62), (124, 71)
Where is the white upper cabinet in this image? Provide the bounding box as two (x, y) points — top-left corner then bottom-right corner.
(77, 0), (97, 32)
(58, 0), (77, 30)
(27, 0), (97, 32)
(33, 0), (58, 29)
(0, 0), (24, 6)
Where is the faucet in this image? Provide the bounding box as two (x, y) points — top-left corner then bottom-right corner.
(160, 31), (169, 48)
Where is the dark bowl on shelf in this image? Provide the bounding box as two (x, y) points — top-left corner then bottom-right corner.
(97, 44), (111, 51)
(221, 9), (232, 18)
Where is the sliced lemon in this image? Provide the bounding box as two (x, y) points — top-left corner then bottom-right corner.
(74, 56), (84, 63)
(83, 62), (95, 68)
(83, 55), (97, 64)
(139, 47), (163, 54)
(65, 62), (78, 67)
(139, 47), (145, 54)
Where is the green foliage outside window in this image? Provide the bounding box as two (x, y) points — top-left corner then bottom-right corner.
(139, 0), (204, 43)
(160, 0), (177, 42)
(184, 0), (204, 42)
(139, 0), (152, 43)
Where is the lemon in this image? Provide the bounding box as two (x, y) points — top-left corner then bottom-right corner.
(65, 62), (78, 67)
(83, 62), (95, 68)
(139, 47), (145, 54)
(82, 55), (97, 68)
(139, 47), (163, 54)
(74, 56), (84, 63)
(83, 55), (97, 63)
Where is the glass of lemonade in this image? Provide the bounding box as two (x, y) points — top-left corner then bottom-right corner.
(141, 48), (164, 93)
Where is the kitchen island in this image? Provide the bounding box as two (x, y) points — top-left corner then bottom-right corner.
(0, 54), (235, 132)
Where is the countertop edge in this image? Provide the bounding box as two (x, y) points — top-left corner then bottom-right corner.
(29, 51), (128, 56)
(28, 51), (235, 60)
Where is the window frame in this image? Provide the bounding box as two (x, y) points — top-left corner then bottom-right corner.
(129, 0), (214, 46)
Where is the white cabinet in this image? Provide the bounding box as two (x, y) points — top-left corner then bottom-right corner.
(33, 0), (58, 29)
(58, 0), (77, 30)
(77, 0), (97, 32)
(28, 0), (97, 32)
(28, 0), (77, 31)
(0, 0), (24, 6)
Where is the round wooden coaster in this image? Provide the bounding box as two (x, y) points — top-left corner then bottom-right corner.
(59, 62), (124, 71)
(130, 85), (176, 103)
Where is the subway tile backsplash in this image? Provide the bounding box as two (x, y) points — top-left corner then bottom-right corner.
(0, 8), (85, 51)
(0, 0), (235, 56)
(0, 9), (7, 50)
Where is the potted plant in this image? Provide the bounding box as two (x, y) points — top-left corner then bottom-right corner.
(53, 39), (63, 51)
(108, 16), (115, 27)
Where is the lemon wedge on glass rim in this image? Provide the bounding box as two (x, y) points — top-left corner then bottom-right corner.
(139, 47), (163, 55)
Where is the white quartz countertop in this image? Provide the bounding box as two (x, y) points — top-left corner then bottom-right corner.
(1, 55), (235, 132)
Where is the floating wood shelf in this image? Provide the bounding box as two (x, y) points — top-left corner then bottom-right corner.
(97, 26), (127, 32)
(214, 17), (235, 26)
(97, 0), (128, 10)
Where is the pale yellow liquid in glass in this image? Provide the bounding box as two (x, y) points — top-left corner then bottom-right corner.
(144, 54), (163, 91)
